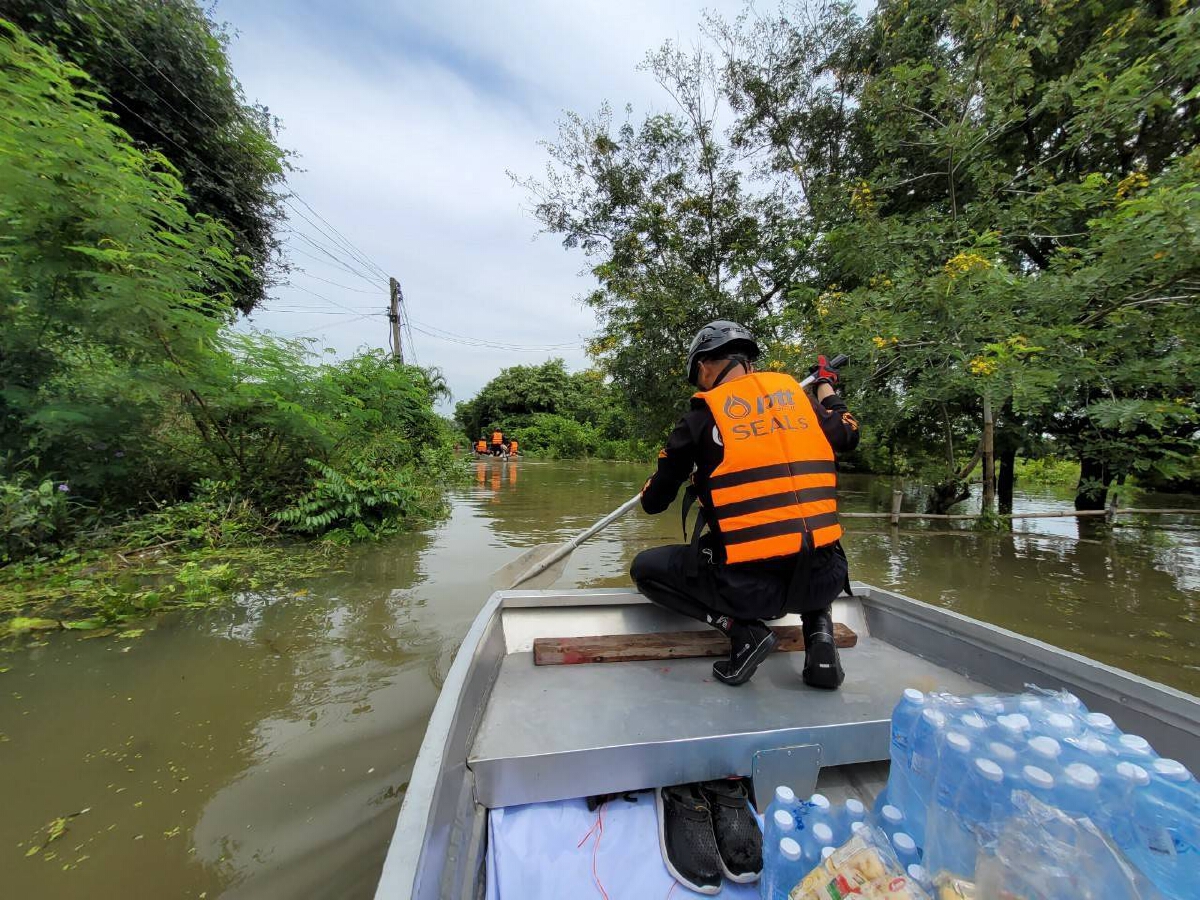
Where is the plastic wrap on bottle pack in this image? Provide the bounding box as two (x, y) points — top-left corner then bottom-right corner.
(972, 792), (1164, 900)
(788, 824), (931, 900)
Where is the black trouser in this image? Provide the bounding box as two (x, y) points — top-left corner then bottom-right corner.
(629, 543), (846, 634)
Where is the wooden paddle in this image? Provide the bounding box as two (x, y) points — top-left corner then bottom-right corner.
(490, 355), (848, 591)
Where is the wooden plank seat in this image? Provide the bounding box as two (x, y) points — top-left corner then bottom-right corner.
(533, 622), (858, 666)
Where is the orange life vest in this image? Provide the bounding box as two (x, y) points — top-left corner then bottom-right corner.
(509, 440), (518, 454)
(475, 440), (487, 453)
(695, 371), (842, 564)
(492, 431), (503, 445)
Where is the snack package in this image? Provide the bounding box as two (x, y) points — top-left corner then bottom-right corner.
(790, 825), (932, 900)
(931, 871), (976, 900)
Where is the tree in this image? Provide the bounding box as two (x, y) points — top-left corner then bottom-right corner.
(3, 0), (288, 312)
(720, 0), (1199, 508)
(0, 19), (244, 498)
(514, 45), (809, 439)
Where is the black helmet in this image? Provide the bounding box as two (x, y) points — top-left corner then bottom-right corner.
(686, 320), (760, 385)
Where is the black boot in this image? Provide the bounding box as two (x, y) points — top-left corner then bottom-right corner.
(802, 608), (844, 689)
(713, 620), (777, 686)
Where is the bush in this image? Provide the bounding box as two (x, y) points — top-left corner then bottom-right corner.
(0, 476), (82, 562)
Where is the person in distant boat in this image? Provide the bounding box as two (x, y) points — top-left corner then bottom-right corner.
(630, 320), (860, 688)
(491, 429), (504, 456)
(508, 438), (519, 457)
(475, 437), (488, 456)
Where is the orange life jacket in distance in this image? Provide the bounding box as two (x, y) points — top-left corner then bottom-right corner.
(476, 440), (487, 453)
(509, 440), (518, 454)
(492, 431), (503, 445)
(695, 371), (842, 564)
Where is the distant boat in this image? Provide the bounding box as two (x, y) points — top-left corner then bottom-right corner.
(374, 583), (1200, 899)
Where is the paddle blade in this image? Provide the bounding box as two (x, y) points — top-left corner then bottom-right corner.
(490, 543), (572, 590)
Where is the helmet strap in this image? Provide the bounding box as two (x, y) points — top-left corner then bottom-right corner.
(713, 358), (743, 386)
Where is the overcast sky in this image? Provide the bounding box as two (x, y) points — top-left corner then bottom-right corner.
(221, 0), (748, 410)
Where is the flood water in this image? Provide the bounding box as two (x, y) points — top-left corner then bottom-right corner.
(2, 460), (1197, 898)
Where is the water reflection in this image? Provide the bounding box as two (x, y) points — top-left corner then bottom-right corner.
(0, 461), (1195, 899)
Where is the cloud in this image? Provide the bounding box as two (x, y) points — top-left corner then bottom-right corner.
(221, 0), (745, 409)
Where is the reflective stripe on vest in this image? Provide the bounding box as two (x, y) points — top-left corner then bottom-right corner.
(696, 371), (842, 563)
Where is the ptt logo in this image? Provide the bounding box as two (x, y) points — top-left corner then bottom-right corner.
(723, 395), (752, 419)
(756, 389), (796, 413)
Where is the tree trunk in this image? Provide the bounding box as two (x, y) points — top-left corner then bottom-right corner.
(998, 447), (1016, 514)
(981, 394), (995, 514)
(1075, 453), (1114, 510)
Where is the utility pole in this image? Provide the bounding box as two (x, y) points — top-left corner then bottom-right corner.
(388, 277), (404, 364)
(981, 393), (995, 514)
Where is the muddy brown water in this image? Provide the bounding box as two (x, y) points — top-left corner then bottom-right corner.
(2, 460), (1197, 898)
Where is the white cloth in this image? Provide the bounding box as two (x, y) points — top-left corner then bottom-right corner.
(486, 794), (761, 899)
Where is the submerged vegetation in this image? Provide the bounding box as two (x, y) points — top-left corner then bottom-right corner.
(0, 11), (463, 631)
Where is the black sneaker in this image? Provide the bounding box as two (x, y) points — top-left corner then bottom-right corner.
(802, 610), (844, 689)
(698, 778), (762, 883)
(713, 621), (777, 686)
(656, 783), (723, 895)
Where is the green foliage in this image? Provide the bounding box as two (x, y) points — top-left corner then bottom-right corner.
(0, 477), (79, 563)
(3, 0), (288, 311)
(521, 0), (1200, 502)
(1015, 457), (1080, 489)
(275, 454), (425, 541)
(454, 360), (648, 458)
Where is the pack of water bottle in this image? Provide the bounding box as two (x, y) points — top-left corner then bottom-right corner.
(761, 787), (932, 898)
(875, 685), (1199, 898)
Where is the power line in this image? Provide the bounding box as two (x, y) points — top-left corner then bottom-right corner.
(284, 231), (383, 286)
(74, 0), (394, 287)
(284, 313), (380, 338)
(406, 322), (584, 352)
(293, 270), (382, 295)
(71, 0), (407, 357)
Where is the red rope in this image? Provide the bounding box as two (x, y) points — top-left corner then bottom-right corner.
(666, 880), (678, 899)
(576, 802), (610, 900)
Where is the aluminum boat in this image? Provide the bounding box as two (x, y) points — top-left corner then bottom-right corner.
(374, 583), (1200, 899)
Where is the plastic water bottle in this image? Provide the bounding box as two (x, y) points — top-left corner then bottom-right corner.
(875, 804), (905, 841)
(1062, 734), (1115, 773)
(1026, 735), (1062, 770)
(1085, 712), (1117, 737)
(929, 757), (1005, 877)
(972, 694), (1006, 720)
(763, 837), (805, 900)
(990, 713), (1031, 745)
(1114, 733), (1156, 764)
(882, 689), (927, 815)
(987, 741), (1021, 794)
(765, 807), (797, 858)
(957, 711), (988, 742)
(805, 822), (835, 867)
(800, 793), (833, 832)
(907, 863), (933, 894)
(892, 831), (920, 869)
(1017, 695), (1044, 718)
(834, 798), (866, 844)
(908, 708), (948, 839)
(933, 732), (975, 810)
(1057, 762), (1102, 817)
(1041, 711), (1080, 741)
(1020, 765), (1056, 805)
(1129, 759), (1200, 897)
(1097, 761), (1150, 853)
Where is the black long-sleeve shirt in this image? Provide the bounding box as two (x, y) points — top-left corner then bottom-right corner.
(641, 386), (860, 516)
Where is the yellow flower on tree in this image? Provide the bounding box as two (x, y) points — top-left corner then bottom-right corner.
(944, 252), (993, 278)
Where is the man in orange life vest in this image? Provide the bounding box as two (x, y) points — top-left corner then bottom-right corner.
(631, 321), (859, 688)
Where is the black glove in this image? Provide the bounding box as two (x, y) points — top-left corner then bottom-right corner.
(808, 354), (839, 386)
